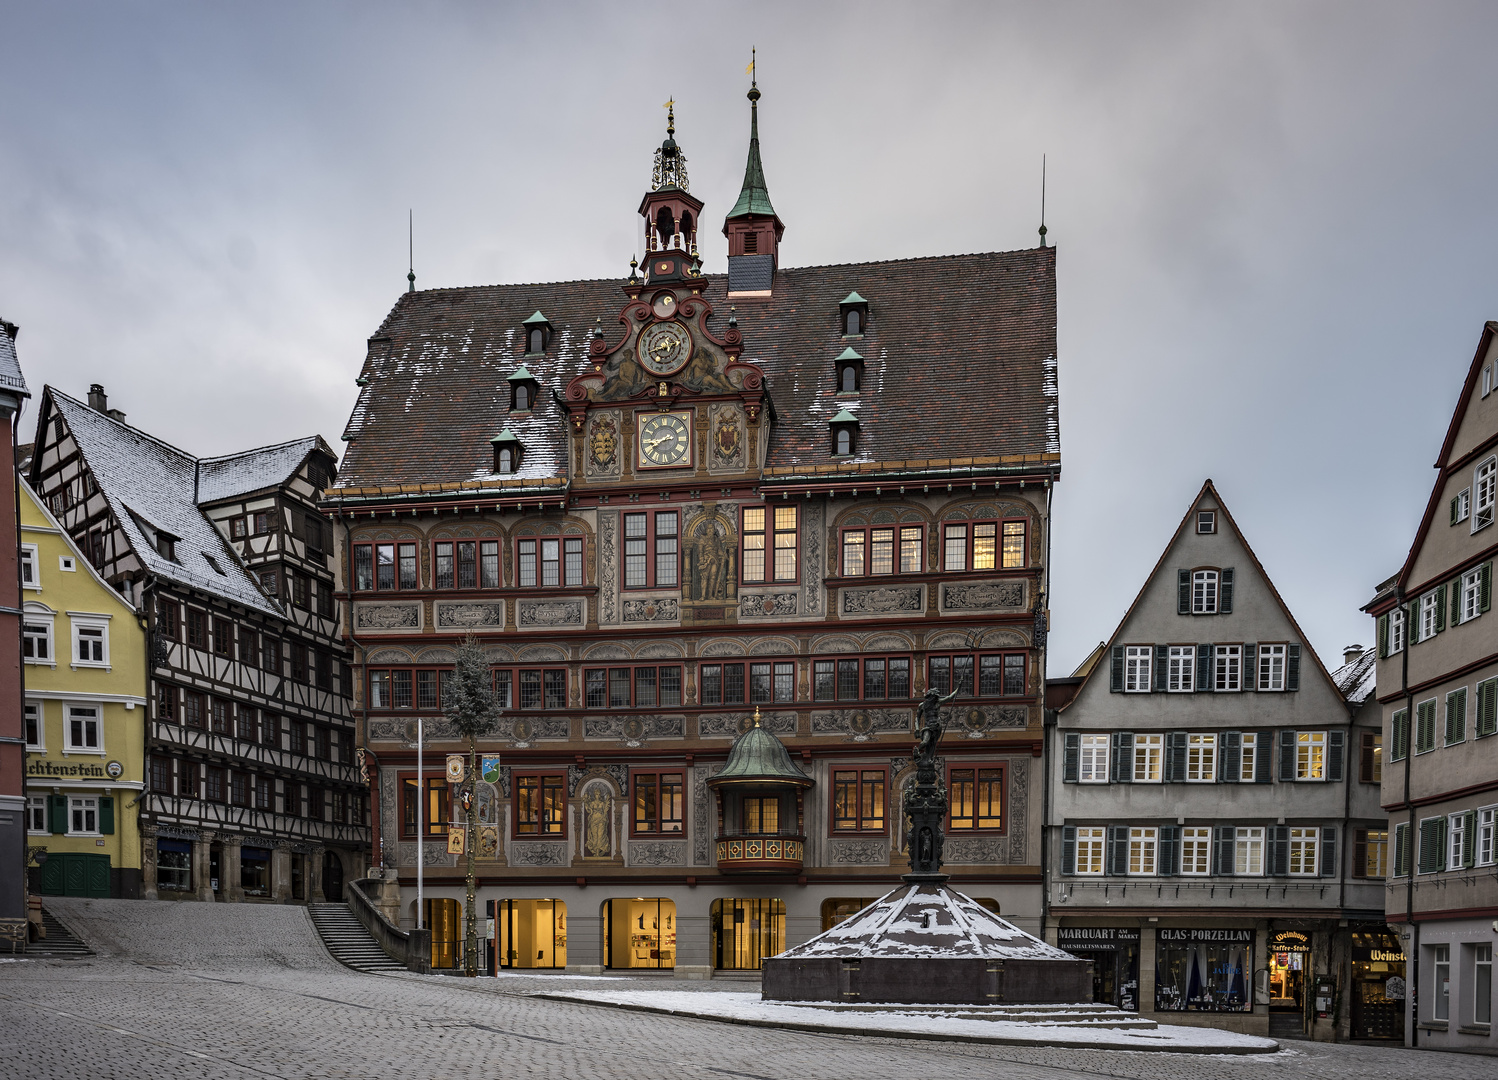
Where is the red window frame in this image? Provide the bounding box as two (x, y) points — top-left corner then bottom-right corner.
(353, 541), (420, 592)
(831, 767), (888, 834)
(622, 510), (680, 589)
(811, 655), (914, 702)
(182, 690), (206, 729)
(631, 770), (686, 836)
(927, 651), (1029, 699)
(185, 608), (207, 649)
(513, 772), (567, 838)
(156, 599), (180, 640)
(946, 762), (1006, 833)
(940, 518), (1028, 572)
(741, 505), (799, 584)
(698, 661), (748, 706)
(399, 773), (450, 837)
(366, 666), (450, 711)
(492, 666), (569, 710)
(516, 536), (584, 588)
(433, 538), (501, 590)
(583, 665), (684, 709)
(839, 525), (925, 577)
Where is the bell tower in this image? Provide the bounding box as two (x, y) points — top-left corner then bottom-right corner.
(637, 101), (705, 286)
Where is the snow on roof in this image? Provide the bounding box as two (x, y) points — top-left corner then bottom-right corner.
(197, 436), (323, 504)
(776, 882), (1076, 962)
(0, 320), (30, 400)
(1331, 647), (1376, 706)
(51, 391), (283, 616)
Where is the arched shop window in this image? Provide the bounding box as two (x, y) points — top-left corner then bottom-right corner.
(712, 897), (786, 970)
(603, 898), (676, 970)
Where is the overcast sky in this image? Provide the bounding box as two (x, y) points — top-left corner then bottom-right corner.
(2, 2), (1495, 674)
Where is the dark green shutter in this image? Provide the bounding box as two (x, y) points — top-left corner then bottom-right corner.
(1279, 729), (1297, 780)
(1062, 826), (1077, 875)
(1483, 563), (1492, 613)
(1213, 826), (1235, 874)
(1391, 709), (1409, 760)
(1154, 645), (1168, 692)
(1447, 690), (1467, 744)
(1221, 731), (1242, 781)
(1393, 823), (1410, 877)
(1255, 734), (1273, 783)
(1107, 825), (1129, 875)
(1159, 826), (1181, 876)
(48, 795), (68, 834)
(1464, 811), (1478, 868)
(1435, 586), (1447, 632)
(1178, 570), (1191, 614)
(1110, 646), (1124, 692)
(1196, 644), (1213, 691)
(1419, 818), (1445, 874)
(1409, 599), (1421, 644)
(1451, 577), (1463, 625)
(1063, 733), (1080, 782)
(1327, 730), (1344, 782)
(1352, 829), (1368, 879)
(1377, 614), (1389, 659)
(1220, 568), (1234, 613)
(1321, 826), (1337, 878)
(1479, 680), (1498, 737)
(1452, 496), (1460, 525)
(1244, 643), (1257, 691)
(1286, 645), (1300, 691)
(99, 797), (114, 835)
(1268, 825), (1290, 876)
(1165, 731), (1187, 782)
(1112, 732), (1134, 783)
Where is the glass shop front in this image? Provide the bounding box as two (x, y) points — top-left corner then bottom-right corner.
(490, 898), (568, 970)
(1350, 930), (1406, 1040)
(1155, 928), (1253, 1013)
(712, 897), (786, 970)
(603, 898), (676, 970)
(1058, 928), (1140, 1011)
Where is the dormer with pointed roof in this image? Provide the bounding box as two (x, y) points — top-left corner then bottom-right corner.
(724, 75), (785, 298)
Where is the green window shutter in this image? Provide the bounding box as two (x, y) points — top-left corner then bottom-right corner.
(99, 796), (114, 835)
(1326, 730), (1344, 782)
(1254, 735), (1273, 783)
(1464, 810), (1478, 868)
(1351, 829), (1368, 879)
(1221, 731), (1242, 782)
(1391, 709), (1409, 760)
(48, 794), (68, 835)
(1483, 562), (1493, 613)
(1451, 577), (1463, 626)
(1393, 822), (1410, 877)
(1178, 571), (1191, 615)
(1196, 644), (1213, 692)
(1320, 826), (1337, 878)
(1164, 731), (1187, 782)
(1244, 643), (1257, 691)
(1062, 733), (1080, 782)
(1414, 701), (1432, 753)
(1111, 732), (1135, 783)
(1158, 826), (1181, 876)
(1213, 826), (1235, 875)
(1062, 826), (1077, 875)
(1220, 568), (1235, 614)
(1268, 825), (1290, 876)
(1377, 614), (1389, 659)
(1154, 645), (1168, 692)
(1435, 585), (1446, 632)
(1409, 600), (1422, 644)
(1279, 729), (1297, 781)
(1286, 644), (1300, 691)
(1479, 680), (1498, 737)
(1107, 825), (1129, 875)
(1110, 646), (1124, 693)
(1452, 496), (1460, 526)
(1446, 689), (1467, 744)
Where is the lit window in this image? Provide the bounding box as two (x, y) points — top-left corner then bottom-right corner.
(1133, 733), (1163, 782)
(1078, 734), (1109, 782)
(742, 507), (798, 583)
(948, 767), (1003, 830)
(1186, 733), (1216, 781)
(1288, 827), (1320, 875)
(633, 772), (685, 834)
(1181, 827), (1212, 875)
(1235, 827), (1264, 875)
(832, 770), (886, 832)
(1167, 645), (1194, 692)
(1124, 646), (1151, 692)
(1239, 732), (1258, 782)
(1075, 826), (1105, 874)
(515, 775), (565, 835)
(1001, 521), (1025, 568)
(1128, 827), (1158, 875)
(973, 523), (996, 570)
(899, 527), (922, 573)
(1192, 570), (1219, 613)
(1363, 829), (1389, 878)
(1296, 731), (1326, 780)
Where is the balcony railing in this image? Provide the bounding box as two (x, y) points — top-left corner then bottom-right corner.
(715, 833), (805, 874)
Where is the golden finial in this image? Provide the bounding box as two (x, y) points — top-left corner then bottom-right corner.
(663, 97), (676, 136)
(753, 705), (761, 727)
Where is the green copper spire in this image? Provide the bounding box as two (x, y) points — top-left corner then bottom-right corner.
(726, 58), (777, 221)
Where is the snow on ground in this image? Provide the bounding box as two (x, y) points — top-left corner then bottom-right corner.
(538, 990), (1281, 1054)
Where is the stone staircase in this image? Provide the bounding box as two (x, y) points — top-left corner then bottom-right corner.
(29, 907), (94, 959)
(307, 903), (406, 974)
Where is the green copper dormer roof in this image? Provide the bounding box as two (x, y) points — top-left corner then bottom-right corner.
(840, 292), (867, 306)
(835, 347), (864, 363)
(726, 89), (778, 221)
(490, 428), (521, 445)
(830, 409), (859, 425)
(707, 711), (813, 787)
(523, 311), (549, 326)
(507, 365), (536, 383)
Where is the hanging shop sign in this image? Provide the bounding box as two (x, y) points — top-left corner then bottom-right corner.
(446, 755), (465, 784)
(447, 828), (465, 855)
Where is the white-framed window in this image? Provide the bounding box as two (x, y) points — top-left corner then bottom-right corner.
(1078, 734), (1110, 783)
(68, 795), (99, 836)
(1075, 826), (1105, 875)
(1449, 812), (1469, 871)
(1167, 646), (1194, 692)
(1421, 591), (1442, 641)
(1124, 646), (1151, 692)
(59, 555), (76, 572)
(1181, 826), (1212, 875)
(1477, 944), (1493, 1026)
(1477, 458), (1497, 532)
(26, 795), (47, 834)
(1192, 570), (1219, 614)
(1296, 731), (1326, 780)
(1196, 511), (1216, 534)
(1258, 644), (1286, 691)
(1462, 569), (1484, 623)
(1288, 826), (1320, 875)
(1485, 364), (1494, 398)
(1133, 733), (1163, 782)
(1389, 607), (1406, 654)
(1434, 944), (1451, 1021)
(1186, 733), (1217, 781)
(64, 705), (102, 754)
(1235, 826), (1264, 875)
(22, 611), (54, 665)
(23, 701), (42, 750)
(20, 544), (38, 589)
(1214, 645), (1241, 692)
(1455, 488), (1472, 524)
(72, 617), (109, 668)
(1240, 732), (1258, 782)
(1479, 806), (1497, 866)
(1128, 826), (1158, 875)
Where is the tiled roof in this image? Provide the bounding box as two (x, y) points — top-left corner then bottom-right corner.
(49, 390), (283, 616)
(198, 436), (327, 504)
(1330, 648), (1376, 706)
(0, 319), (30, 399)
(335, 248), (1059, 491)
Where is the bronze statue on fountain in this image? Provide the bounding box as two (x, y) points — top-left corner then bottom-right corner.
(904, 686), (959, 881)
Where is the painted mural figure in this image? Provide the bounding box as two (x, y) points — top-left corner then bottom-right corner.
(583, 786), (611, 858)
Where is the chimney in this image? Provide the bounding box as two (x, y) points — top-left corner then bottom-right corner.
(1342, 644), (1364, 665)
(88, 384), (108, 412)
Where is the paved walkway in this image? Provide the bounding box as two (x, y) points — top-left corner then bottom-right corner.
(0, 899), (1487, 1080)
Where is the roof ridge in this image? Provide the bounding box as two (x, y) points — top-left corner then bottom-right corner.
(199, 434), (321, 465)
(50, 388), (197, 463)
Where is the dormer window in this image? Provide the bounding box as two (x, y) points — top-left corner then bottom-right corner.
(835, 347), (864, 394)
(522, 311), (551, 356)
(829, 409), (860, 458)
(839, 292), (869, 337)
(492, 430), (522, 475)
(508, 364), (540, 413)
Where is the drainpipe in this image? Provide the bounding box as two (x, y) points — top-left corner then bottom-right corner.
(1399, 592), (1417, 1048)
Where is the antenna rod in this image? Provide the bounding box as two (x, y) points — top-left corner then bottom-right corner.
(407, 210), (416, 292)
(1038, 155), (1048, 248)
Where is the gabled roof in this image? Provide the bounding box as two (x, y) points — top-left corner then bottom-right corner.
(44, 389), (284, 616)
(0, 319), (29, 400)
(333, 248), (1059, 492)
(1060, 479), (1342, 709)
(1330, 647), (1377, 707)
(197, 436), (330, 504)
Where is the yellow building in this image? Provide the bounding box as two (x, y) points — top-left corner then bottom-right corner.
(20, 478), (147, 898)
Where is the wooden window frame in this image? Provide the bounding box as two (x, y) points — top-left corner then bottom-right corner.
(1360, 730), (1383, 783)
(830, 766), (888, 835)
(492, 666), (568, 711)
(939, 517), (1027, 573)
(515, 536), (584, 589)
(512, 772), (567, 839)
(367, 666), (450, 711)
(740, 505), (799, 585)
(622, 511), (679, 590)
(433, 538), (502, 591)
(945, 762), (1006, 834)
(698, 661), (749, 706)
(185, 608), (208, 650)
(583, 665), (685, 709)
(812, 654), (914, 703)
(630, 769), (686, 837)
(398, 773), (450, 837)
(839, 524), (925, 577)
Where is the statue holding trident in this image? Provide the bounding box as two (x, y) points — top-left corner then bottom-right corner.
(904, 685), (960, 879)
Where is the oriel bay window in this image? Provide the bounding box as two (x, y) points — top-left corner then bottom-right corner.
(585, 666), (684, 708)
(948, 765), (1004, 831)
(633, 772), (684, 834)
(813, 656), (912, 701)
(401, 776), (449, 836)
(840, 525), (924, 576)
(832, 769), (886, 832)
(368, 667), (449, 710)
(742, 506), (798, 583)
(434, 540), (500, 590)
(518, 536), (584, 587)
(494, 667), (568, 710)
(623, 511), (679, 588)
(515, 774), (566, 836)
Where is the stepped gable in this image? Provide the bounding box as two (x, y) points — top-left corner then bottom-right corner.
(779, 882), (1074, 961)
(335, 248), (1058, 490)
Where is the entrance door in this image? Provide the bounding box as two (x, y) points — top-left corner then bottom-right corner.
(322, 852), (344, 902)
(424, 898), (460, 969)
(39, 853), (111, 898)
(1268, 949), (1307, 1036)
(711, 898), (785, 970)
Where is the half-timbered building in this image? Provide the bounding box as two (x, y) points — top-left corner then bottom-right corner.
(27, 384), (367, 904)
(326, 86), (1061, 974)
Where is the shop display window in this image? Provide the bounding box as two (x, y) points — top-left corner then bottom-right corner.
(240, 848), (270, 897)
(603, 898), (676, 970)
(157, 839), (192, 891)
(425, 898), (461, 970)
(712, 898), (785, 970)
(491, 899), (567, 969)
(821, 897), (877, 931)
(1350, 931), (1406, 1040)
(1154, 929), (1252, 1012)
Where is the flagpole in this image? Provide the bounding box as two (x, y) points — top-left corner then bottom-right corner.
(416, 717), (424, 930)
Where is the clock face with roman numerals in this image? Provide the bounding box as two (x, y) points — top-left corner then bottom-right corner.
(638, 321), (690, 376)
(637, 411), (692, 468)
